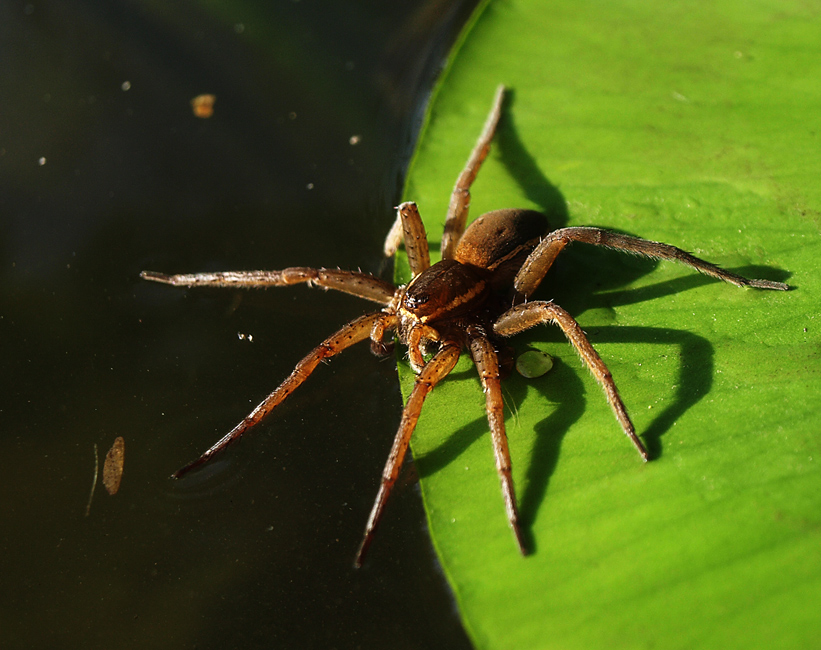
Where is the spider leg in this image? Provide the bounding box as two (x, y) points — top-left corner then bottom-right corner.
(172, 312), (398, 478)
(441, 84), (507, 261)
(382, 202), (431, 277)
(514, 227), (790, 297)
(494, 302), (649, 462)
(467, 328), (527, 556)
(141, 268), (396, 305)
(354, 341), (461, 567)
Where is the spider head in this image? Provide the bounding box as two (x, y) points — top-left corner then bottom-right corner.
(401, 259), (489, 323)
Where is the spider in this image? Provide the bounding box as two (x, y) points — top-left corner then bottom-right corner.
(142, 85), (789, 567)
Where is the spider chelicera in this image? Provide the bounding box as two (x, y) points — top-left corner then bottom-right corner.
(142, 85), (789, 566)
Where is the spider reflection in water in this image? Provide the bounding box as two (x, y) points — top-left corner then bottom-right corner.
(142, 86), (789, 566)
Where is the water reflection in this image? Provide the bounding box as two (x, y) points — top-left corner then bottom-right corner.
(1, 1), (479, 648)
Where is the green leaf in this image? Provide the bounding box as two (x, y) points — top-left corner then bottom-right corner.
(396, 1), (821, 648)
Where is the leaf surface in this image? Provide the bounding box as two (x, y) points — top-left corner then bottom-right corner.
(397, 1), (821, 648)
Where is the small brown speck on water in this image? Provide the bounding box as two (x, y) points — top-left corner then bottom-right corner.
(103, 436), (125, 495)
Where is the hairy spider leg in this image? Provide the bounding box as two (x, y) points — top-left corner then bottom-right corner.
(171, 312), (398, 478)
(441, 84), (507, 261)
(397, 202), (431, 277)
(355, 341), (461, 567)
(467, 328), (527, 555)
(382, 202), (431, 272)
(513, 227), (790, 298)
(140, 268), (396, 305)
(495, 302), (650, 462)
(381, 86), (507, 263)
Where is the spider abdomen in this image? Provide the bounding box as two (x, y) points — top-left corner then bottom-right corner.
(455, 209), (549, 272)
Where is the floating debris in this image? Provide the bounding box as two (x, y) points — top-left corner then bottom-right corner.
(191, 94), (216, 118)
(103, 436), (125, 495)
(84, 443), (99, 516)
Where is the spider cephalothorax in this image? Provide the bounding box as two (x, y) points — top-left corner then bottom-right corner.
(395, 207), (547, 368)
(142, 85), (788, 566)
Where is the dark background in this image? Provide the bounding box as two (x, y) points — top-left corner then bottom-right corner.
(1, 1), (480, 647)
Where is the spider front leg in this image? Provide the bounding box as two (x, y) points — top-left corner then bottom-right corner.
(383, 85), (506, 262)
(355, 340), (461, 567)
(382, 202), (431, 277)
(514, 227), (789, 298)
(141, 268), (396, 305)
(494, 302), (649, 462)
(441, 84), (507, 261)
(467, 328), (527, 555)
(172, 311), (397, 478)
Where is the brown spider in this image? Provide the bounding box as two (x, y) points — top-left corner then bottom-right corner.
(142, 85), (788, 567)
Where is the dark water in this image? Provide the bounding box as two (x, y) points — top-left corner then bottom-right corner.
(1, 1), (478, 647)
